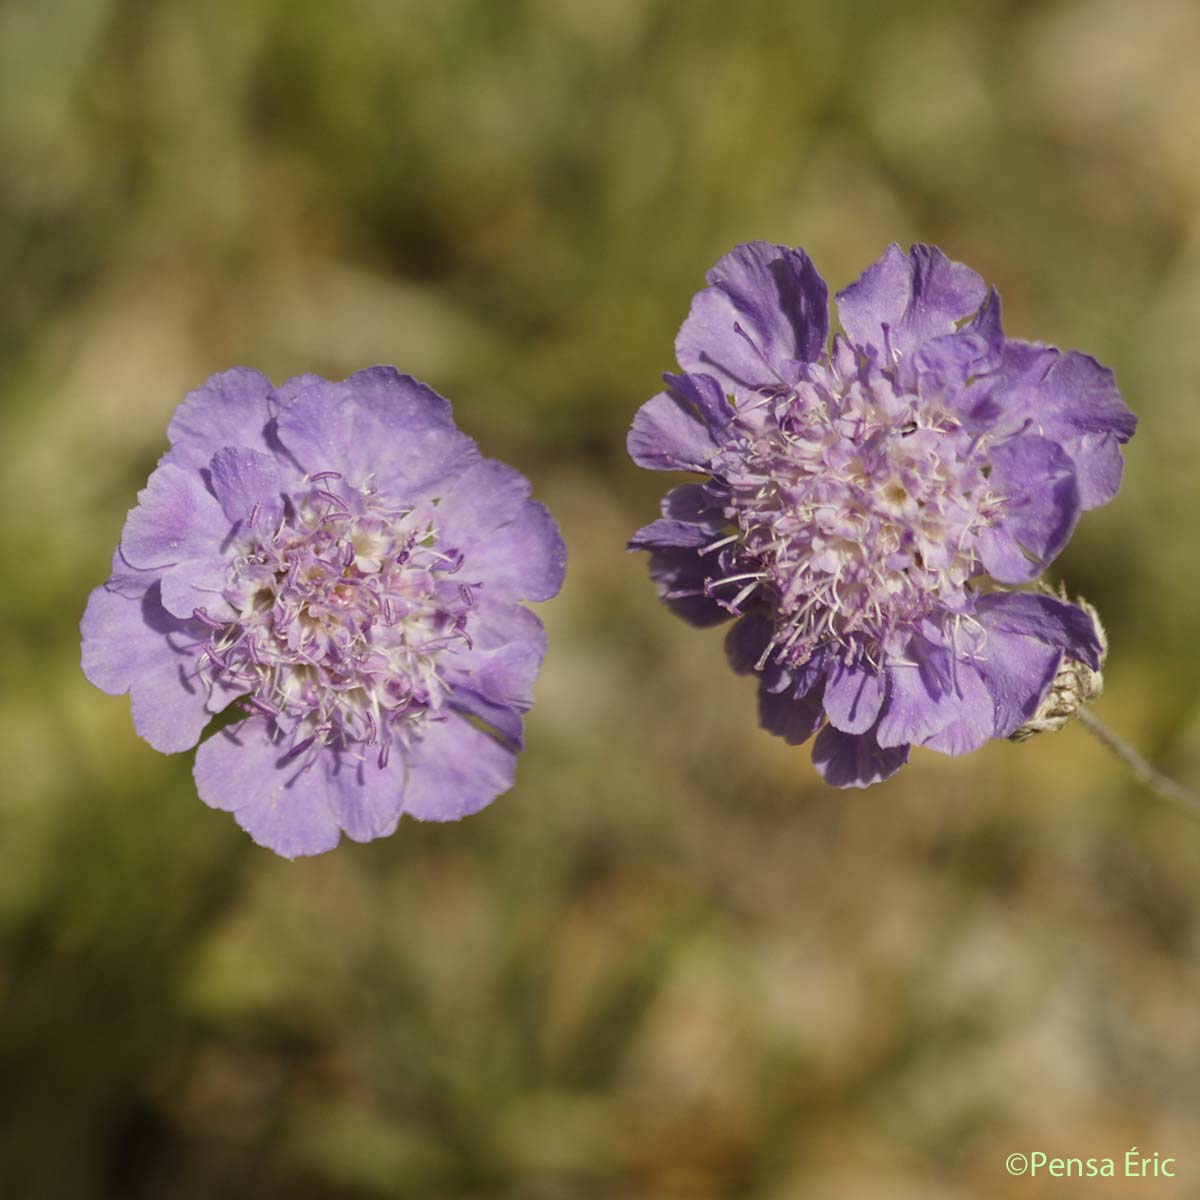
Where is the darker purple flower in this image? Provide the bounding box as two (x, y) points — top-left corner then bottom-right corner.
(82, 367), (565, 857)
(628, 242), (1135, 787)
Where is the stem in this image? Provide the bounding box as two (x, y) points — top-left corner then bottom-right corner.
(1076, 707), (1200, 817)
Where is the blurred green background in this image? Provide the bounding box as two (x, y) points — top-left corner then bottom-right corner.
(3, 0), (1200, 1196)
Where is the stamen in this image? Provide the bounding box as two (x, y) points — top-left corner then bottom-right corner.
(701, 533), (740, 555)
(313, 488), (350, 511)
(192, 607), (224, 630)
(724, 580), (761, 612)
(732, 322), (788, 386)
(704, 572), (765, 594)
(204, 642), (230, 670)
(210, 476), (522, 754)
(696, 348), (1011, 671)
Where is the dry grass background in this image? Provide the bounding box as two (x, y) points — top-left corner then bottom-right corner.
(2, 1), (1200, 1196)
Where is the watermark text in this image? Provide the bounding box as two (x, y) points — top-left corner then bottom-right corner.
(1005, 1148), (1175, 1179)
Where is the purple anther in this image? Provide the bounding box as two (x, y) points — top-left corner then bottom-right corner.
(192, 607), (224, 630)
(204, 642), (230, 670)
(314, 488), (350, 511)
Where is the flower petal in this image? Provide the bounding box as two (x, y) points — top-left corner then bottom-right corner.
(445, 640), (546, 749)
(644, 546), (729, 628)
(276, 368), (480, 502)
(920, 663), (995, 756)
(913, 331), (1003, 426)
(158, 564), (235, 623)
(725, 611), (773, 674)
(275, 372), (324, 405)
(464, 499), (566, 601)
(402, 713), (517, 821)
(467, 598), (548, 656)
(103, 546), (159, 599)
(327, 752), (406, 844)
(661, 483), (724, 523)
(975, 590), (1103, 671)
(966, 621), (1063, 740)
(676, 242), (829, 395)
(447, 689), (525, 749)
(661, 371), (734, 433)
(811, 724), (909, 788)
(626, 374), (726, 471)
(823, 661), (887, 735)
(758, 676), (826, 745)
(977, 435), (1080, 582)
(433, 458), (531, 544)
(119, 462), (236, 618)
(120, 463), (229, 571)
(836, 243), (987, 360)
(966, 287), (1004, 345)
(628, 518), (716, 550)
(193, 719), (342, 859)
(877, 635), (959, 748)
(997, 342), (1136, 509)
(166, 368), (278, 469)
(209, 446), (285, 531)
(81, 581), (213, 753)
(766, 648), (829, 698)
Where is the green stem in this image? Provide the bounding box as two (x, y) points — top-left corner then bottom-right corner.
(1076, 707), (1200, 816)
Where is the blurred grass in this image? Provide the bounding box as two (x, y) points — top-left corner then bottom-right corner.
(3, 0), (1200, 1196)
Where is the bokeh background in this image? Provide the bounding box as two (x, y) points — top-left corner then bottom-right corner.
(3, 1), (1200, 1196)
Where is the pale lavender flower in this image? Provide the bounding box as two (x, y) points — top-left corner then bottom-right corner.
(628, 242), (1135, 787)
(82, 367), (565, 857)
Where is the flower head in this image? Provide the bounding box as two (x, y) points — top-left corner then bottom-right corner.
(628, 242), (1135, 786)
(82, 367), (565, 857)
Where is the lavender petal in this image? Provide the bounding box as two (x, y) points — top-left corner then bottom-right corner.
(193, 719), (342, 859)
(811, 724), (909, 788)
(402, 714), (517, 822)
(676, 241), (829, 396)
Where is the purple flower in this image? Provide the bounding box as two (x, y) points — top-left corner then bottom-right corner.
(628, 243), (1135, 787)
(82, 367), (565, 857)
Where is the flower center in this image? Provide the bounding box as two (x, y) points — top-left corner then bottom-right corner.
(195, 473), (475, 766)
(706, 364), (1004, 669)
